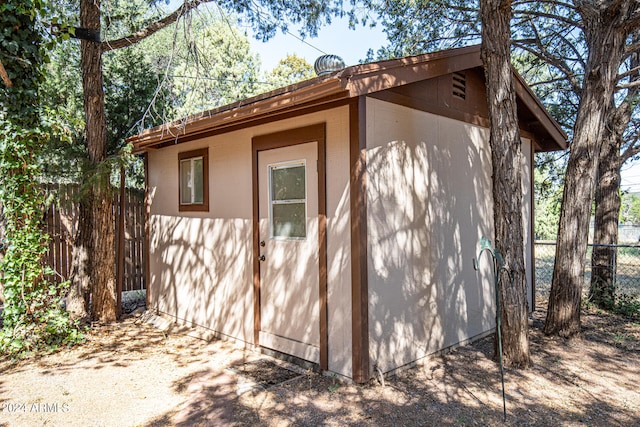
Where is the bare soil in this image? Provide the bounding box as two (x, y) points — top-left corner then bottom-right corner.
(1, 298), (639, 427)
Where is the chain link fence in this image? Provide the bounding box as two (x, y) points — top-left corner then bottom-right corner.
(535, 242), (640, 299)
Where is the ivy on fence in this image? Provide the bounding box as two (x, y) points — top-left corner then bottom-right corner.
(0, 0), (83, 355)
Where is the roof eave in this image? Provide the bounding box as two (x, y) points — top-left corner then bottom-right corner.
(129, 44), (567, 153)
(129, 77), (348, 151)
(130, 46), (488, 152)
(512, 71), (567, 151)
(341, 45), (483, 97)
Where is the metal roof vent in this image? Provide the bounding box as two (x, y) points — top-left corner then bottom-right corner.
(314, 54), (346, 76)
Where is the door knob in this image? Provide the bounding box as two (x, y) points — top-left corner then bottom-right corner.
(259, 255), (265, 261)
(260, 240), (266, 247)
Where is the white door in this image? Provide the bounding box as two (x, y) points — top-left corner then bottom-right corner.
(257, 142), (320, 363)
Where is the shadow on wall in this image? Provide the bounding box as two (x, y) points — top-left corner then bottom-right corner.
(145, 127), (355, 377)
(149, 215), (253, 343)
(366, 107), (496, 373)
(258, 217), (320, 351)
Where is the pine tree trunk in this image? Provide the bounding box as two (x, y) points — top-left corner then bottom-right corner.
(589, 31), (639, 311)
(544, 3), (630, 337)
(79, 0), (116, 323)
(66, 199), (92, 320)
(589, 132), (620, 309)
(480, 0), (530, 367)
(589, 152), (620, 310)
(91, 184), (116, 322)
(71, 0), (209, 323)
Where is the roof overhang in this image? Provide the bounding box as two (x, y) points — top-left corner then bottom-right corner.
(128, 45), (566, 152)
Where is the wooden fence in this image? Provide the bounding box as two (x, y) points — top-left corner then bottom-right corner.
(43, 184), (146, 292)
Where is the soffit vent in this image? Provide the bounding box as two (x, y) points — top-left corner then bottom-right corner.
(452, 72), (466, 100)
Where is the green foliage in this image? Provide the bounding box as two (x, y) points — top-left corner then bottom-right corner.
(38, 0), (169, 188)
(219, 0), (347, 41)
(0, 120), (83, 356)
(141, 8), (262, 120)
(328, 382), (341, 393)
(512, 49), (578, 140)
(620, 192), (640, 225)
(359, 0), (481, 59)
(585, 291), (640, 321)
(613, 292), (640, 320)
(265, 54), (314, 89)
(103, 46), (163, 153)
(617, 245), (640, 257)
(534, 153), (565, 240)
(39, 38), (86, 183)
(0, 0), (83, 355)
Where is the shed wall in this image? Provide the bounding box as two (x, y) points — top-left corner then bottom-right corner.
(366, 98), (533, 373)
(147, 107), (353, 377)
(522, 138), (533, 304)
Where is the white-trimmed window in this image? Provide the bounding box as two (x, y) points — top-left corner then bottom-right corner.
(178, 148), (209, 212)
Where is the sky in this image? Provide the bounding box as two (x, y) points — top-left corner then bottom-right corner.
(621, 162), (640, 194)
(163, 1), (389, 72)
(246, 17), (388, 72)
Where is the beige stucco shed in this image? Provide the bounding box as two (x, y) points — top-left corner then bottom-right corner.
(129, 45), (566, 383)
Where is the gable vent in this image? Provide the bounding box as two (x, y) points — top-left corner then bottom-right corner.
(452, 72), (466, 100)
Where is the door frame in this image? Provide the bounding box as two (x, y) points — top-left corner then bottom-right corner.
(251, 123), (328, 370)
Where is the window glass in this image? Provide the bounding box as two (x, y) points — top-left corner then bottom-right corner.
(271, 166), (305, 200)
(180, 159), (192, 204)
(178, 148), (208, 211)
(270, 162), (306, 239)
(272, 203), (306, 238)
(193, 157), (203, 203)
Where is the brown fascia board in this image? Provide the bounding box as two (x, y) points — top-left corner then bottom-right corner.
(512, 71), (567, 151)
(340, 45), (566, 152)
(339, 44), (484, 96)
(129, 77), (349, 151)
(130, 43), (566, 153)
(129, 45), (485, 151)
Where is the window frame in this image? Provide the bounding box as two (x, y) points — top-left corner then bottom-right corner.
(178, 147), (209, 212)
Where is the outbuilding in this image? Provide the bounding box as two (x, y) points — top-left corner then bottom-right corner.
(129, 45), (566, 383)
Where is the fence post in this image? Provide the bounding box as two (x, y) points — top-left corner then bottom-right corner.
(116, 167), (125, 318)
(613, 246), (617, 287)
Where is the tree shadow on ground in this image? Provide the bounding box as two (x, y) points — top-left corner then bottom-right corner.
(1, 304), (638, 427)
(222, 305), (640, 426)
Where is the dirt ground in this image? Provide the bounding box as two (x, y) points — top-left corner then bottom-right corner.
(1, 299), (639, 427)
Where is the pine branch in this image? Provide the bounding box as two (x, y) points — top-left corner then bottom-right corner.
(513, 9), (581, 28)
(512, 35), (582, 94)
(621, 144), (640, 163)
(618, 65), (640, 82)
(512, 0), (576, 12)
(101, 0), (215, 52)
(626, 40), (640, 53)
(624, 12), (640, 33)
(617, 80), (640, 90)
(527, 76), (571, 87)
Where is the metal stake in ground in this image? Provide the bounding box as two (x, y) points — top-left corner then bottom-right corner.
(474, 237), (509, 421)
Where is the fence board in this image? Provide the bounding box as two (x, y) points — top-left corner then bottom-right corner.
(43, 184), (145, 292)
